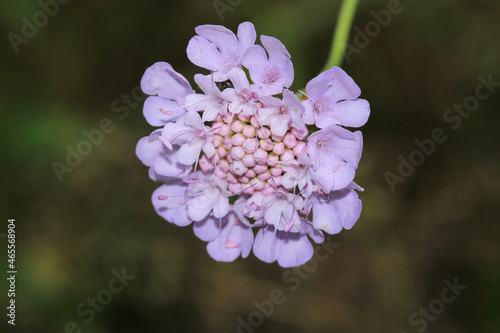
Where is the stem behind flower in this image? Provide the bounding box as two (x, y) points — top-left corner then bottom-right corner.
(321, 0), (360, 71)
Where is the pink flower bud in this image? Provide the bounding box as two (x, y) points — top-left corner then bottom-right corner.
(253, 148), (268, 164)
(283, 133), (297, 148)
(229, 183), (242, 194)
(223, 113), (233, 123)
(219, 124), (230, 136)
(291, 125), (308, 140)
(271, 133), (285, 142)
(250, 115), (259, 127)
(253, 164), (268, 175)
(231, 133), (246, 146)
(257, 127), (271, 139)
(218, 159), (229, 172)
(231, 160), (248, 176)
(242, 186), (255, 195)
(250, 178), (266, 191)
(230, 120), (244, 133)
(239, 176), (250, 183)
(242, 154), (257, 168)
(293, 141), (306, 156)
(215, 168), (226, 179)
(259, 139), (273, 151)
(245, 169), (257, 178)
(242, 125), (256, 138)
(237, 112), (250, 122)
(242, 138), (258, 153)
(270, 166), (283, 177)
(281, 149), (295, 161)
(213, 134), (222, 147)
(258, 170), (272, 181)
(222, 138), (233, 150)
(227, 173), (238, 184)
(267, 153), (279, 167)
(217, 146), (227, 159)
(199, 155), (214, 171)
(272, 142), (285, 155)
(230, 146), (245, 160)
(212, 121), (223, 134)
(269, 176), (282, 187)
(262, 186), (274, 196)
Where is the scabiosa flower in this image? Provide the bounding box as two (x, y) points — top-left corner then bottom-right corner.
(136, 22), (370, 267)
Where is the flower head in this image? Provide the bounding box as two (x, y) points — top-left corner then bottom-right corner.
(136, 22), (370, 267)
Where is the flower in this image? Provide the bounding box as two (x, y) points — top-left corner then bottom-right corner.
(136, 22), (370, 267)
(241, 35), (294, 96)
(187, 22), (256, 81)
(302, 66), (370, 128)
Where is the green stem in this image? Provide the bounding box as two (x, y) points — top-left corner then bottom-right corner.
(321, 0), (360, 71)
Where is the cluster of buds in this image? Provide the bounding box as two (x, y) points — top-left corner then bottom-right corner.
(136, 22), (370, 267)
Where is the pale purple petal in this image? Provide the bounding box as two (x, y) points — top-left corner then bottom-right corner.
(153, 152), (191, 178)
(187, 191), (215, 222)
(212, 195), (230, 219)
(312, 188), (362, 233)
(326, 66), (361, 101)
(193, 215), (223, 241)
(207, 216), (254, 262)
(253, 226), (280, 263)
(333, 99), (370, 127)
(312, 197), (343, 234)
(140, 62), (193, 103)
(196, 25), (238, 60)
(236, 22), (257, 55)
(136, 131), (163, 167)
(304, 66), (369, 128)
(176, 140), (202, 165)
(260, 36), (293, 89)
(331, 189), (362, 230)
(152, 183), (191, 226)
(307, 125), (363, 169)
(143, 96), (186, 126)
(276, 232), (314, 268)
(187, 36), (225, 71)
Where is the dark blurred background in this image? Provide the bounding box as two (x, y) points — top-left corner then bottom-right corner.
(1, 0), (499, 332)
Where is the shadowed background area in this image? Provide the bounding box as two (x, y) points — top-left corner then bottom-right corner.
(1, 0), (499, 332)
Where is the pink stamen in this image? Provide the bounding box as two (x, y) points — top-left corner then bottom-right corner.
(284, 219), (295, 232)
(225, 240), (240, 248)
(157, 195), (168, 200)
(159, 108), (173, 115)
(331, 164), (341, 172)
(158, 136), (173, 151)
(182, 178), (199, 184)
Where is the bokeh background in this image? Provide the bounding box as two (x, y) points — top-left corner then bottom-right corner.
(1, 0), (499, 332)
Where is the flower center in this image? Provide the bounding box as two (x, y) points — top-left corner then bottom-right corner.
(206, 111), (306, 195)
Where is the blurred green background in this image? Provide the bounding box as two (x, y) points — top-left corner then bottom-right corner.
(1, 0), (499, 332)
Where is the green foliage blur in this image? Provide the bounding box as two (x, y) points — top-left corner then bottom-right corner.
(1, 0), (499, 332)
